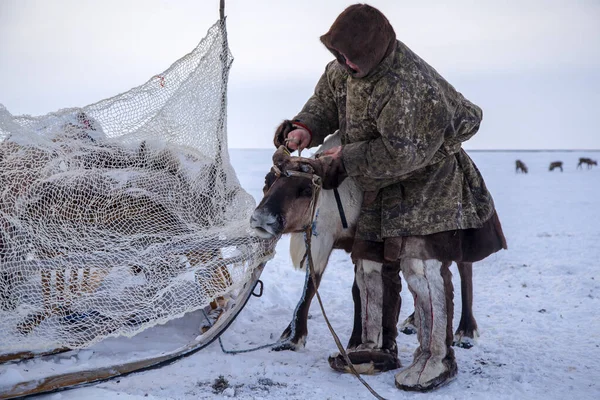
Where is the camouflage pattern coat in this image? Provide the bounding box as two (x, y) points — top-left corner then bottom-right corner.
(293, 40), (496, 241)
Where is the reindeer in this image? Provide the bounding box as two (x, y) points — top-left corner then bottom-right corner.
(1, 114), (231, 335)
(548, 161), (563, 172)
(250, 133), (479, 352)
(515, 160), (528, 173)
(577, 157), (597, 169)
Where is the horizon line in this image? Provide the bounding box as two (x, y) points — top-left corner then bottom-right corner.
(228, 148), (600, 152)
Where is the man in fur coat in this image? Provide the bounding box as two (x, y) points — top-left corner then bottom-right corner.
(273, 3), (507, 392)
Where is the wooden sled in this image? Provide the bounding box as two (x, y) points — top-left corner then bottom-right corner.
(0, 262), (266, 400)
(0, 348), (71, 365)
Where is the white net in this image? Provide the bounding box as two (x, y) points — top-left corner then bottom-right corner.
(0, 20), (273, 355)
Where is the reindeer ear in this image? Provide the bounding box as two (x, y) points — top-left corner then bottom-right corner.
(272, 145), (291, 165)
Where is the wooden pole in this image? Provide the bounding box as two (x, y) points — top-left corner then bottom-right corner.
(214, 0), (228, 218)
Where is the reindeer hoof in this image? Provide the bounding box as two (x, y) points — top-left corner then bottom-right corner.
(452, 336), (475, 350)
(453, 329), (479, 349)
(271, 340), (303, 352)
(401, 325), (417, 335)
(271, 332), (306, 351)
(400, 314), (417, 335)
(453, 338), (474, 349)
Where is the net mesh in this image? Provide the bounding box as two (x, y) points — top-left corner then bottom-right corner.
(0, 20), (273, 354)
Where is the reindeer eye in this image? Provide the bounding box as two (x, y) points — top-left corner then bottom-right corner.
(300, 164), (312, 173)
(297, 184), (313, 198)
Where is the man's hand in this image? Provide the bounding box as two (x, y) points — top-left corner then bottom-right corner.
(273, 120), (311, 151)
(309, 146), (347, 189)
(319, 145), (342, 160)
(286, 128), (311, 151)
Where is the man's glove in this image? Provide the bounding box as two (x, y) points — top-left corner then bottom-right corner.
(273, 120), (295, 148)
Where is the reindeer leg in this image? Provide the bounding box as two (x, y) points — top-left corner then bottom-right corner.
(17, 270), (53, 334)
(347, 270), (362, 349)
(200, 251), (234, 334)
(399, 262), (418, 335)
(453, 262), (478, 349)
(274, 232), (334, 351)
(382, 262), (402, 355)
(273, 270), (323, 351)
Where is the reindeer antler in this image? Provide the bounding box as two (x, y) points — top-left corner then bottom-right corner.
(272, 145), (292, 166)
(272, 145), (321, 178)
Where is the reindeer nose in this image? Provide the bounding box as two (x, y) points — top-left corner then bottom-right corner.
(249, 213), (261, 229)
(250, 209), (282, 239)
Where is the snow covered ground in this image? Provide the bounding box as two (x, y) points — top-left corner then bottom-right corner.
(2, 149), (599, 400)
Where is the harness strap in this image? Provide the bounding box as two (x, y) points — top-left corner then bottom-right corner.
(333, 188), (348, 229)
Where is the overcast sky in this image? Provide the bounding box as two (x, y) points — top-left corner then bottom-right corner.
(1, 0), (599, 149)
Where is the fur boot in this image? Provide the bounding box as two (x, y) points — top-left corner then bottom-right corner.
(395, 258), (457, 391)
(329, 260), (401, 374)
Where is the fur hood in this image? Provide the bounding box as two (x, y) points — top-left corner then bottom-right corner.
(320, 4), (396, 78)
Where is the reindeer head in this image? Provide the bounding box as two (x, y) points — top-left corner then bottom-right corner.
(250, 147), (320, 239)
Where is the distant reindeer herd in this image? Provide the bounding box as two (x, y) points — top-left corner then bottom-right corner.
(515, 157), (597, 173)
